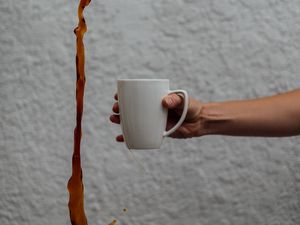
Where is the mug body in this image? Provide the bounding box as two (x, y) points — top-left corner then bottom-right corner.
(117, 79), (169, 149)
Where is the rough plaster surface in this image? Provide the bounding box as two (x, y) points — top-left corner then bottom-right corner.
(1, 0), (300, 224)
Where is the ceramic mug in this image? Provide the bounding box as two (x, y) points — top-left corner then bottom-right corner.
(117, 79), (189, 149)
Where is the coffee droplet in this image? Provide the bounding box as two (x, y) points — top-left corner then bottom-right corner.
(108, 219), (117, 225)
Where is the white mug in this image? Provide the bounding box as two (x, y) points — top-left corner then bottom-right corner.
(117, 79), (189, 149)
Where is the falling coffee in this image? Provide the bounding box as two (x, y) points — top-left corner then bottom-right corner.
(67, 0), (91, 225)
(67, 1), (126, 224)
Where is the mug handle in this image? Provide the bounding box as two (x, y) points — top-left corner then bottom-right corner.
(163, 90), (189, 137)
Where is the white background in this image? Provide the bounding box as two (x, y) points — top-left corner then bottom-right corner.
(1, 0), (300, 224)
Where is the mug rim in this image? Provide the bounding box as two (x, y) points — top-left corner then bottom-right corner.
(118, 79), (169, 82)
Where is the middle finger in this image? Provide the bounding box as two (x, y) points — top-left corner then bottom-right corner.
(110, 114), (121, 124)
(112, 102), (119, 113)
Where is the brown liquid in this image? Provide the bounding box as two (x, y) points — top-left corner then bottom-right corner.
(67, 1), (125, 224)
(67, 0), (90, 225)
(107, 220), (117, 225)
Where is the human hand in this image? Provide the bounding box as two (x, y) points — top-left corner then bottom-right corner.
(162, 94), (204, 138)
(110, 93), (205, 141)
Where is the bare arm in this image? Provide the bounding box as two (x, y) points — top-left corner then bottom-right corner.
(201, 89), (300, 137)
(110, 89), (300, 141)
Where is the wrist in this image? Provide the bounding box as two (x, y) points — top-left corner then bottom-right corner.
(198, 102), (231, 136)
(188, 101), (214, 137)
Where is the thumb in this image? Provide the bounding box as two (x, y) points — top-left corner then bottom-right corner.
(162, 93), (184, 109)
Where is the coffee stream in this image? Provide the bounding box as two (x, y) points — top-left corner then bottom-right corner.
(67, 1), (119, 225)
(67, 0), (91, 224)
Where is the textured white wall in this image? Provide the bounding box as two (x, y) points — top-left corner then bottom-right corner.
(1, 0), (300, 225)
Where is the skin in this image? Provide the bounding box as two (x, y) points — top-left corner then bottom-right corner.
(110, 89), (300, 141)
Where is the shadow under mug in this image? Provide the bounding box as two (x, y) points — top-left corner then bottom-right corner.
(117, 79), (189, 149)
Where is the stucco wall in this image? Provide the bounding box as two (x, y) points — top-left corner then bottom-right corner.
(1, 0), (300, 225)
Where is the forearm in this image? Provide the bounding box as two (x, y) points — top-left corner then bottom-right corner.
(200, 89), (300, 137)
